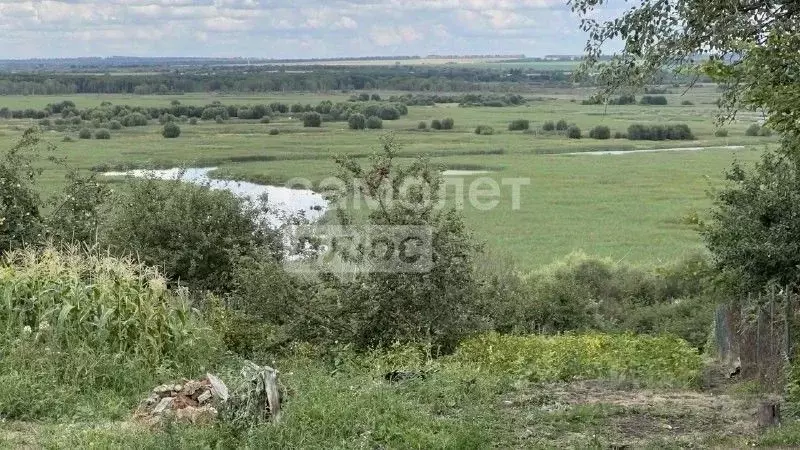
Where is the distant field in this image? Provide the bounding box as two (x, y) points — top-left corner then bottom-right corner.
(0, 86), (775, 269)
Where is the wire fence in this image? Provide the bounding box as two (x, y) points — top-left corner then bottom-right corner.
(714, 285), (795, 390)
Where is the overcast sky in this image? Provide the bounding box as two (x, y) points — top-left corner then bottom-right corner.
(0, 0), (622, 59)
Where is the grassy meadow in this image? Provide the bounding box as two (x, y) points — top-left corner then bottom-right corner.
(1, 81), (796, 448)
(0, 85), (774, 268)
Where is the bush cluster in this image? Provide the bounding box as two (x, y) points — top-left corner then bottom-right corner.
(508, 119), (530, 131)
(589, 125), (611, 139)
(627, 123), (694, 140)
(474, 125), (495, 135)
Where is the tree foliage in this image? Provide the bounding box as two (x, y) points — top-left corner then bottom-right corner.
(571, 0), (800, 136)
(99, 177), (280, 294)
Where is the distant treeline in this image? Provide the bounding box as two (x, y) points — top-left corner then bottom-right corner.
(355, 92), (526, 107)
(581, 94), (669, 105)
(0, 67), (575, 95)
(0, 99), (411, 124)
(0, 64), (709, 95)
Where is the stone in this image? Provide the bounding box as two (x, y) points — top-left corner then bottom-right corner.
(175, 406), (218, 425)
(153, 384), (172, 395)
(197, 390), (213, 404)
(206, 373), (229, 402)
(182, 380), (203, 397)
(145, 393), (161, 406)
(152, 397), (174, 415)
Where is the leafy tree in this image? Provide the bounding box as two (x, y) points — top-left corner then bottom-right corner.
(571, 0), (800, 139)
(366, 116), (383, 129)
(94, 129), (111, 140)
(588, 125), (610, 140)
(303, 112), (322, 127)
(100, 177), (279, 293)
(162, 122), (181, 138)
(441, 118), (455, 130)
(1, 129), (110, 252)
(555, 119), (568, 131)
(0, 130), (44, 252)
(431, 119), (442, 130)
(571, 1), (800, 292)
(509, 119), (530, 131)
(567, 125), (582, 139)
(474, 125), (495, 135)
(348, 113), (366, 130)
(639, 95), (668, 105)
(120, 112), (148, 127)
(314, 135), (484, 350)
(703, 145), (800, 289)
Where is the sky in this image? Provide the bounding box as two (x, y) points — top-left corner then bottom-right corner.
(0, 0), (618, 59)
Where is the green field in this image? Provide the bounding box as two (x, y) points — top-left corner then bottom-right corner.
(0, 86), (775, 269)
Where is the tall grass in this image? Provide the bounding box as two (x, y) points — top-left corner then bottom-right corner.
(0, 247), (221, 420)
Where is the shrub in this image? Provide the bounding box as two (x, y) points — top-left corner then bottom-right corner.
(120, 112), (148, 127)
(745, 123), (762, 136)
(348, 113), (367, 130)
(715, 129), (729, 137)
(639, 95), (668, 105)
(158, 113), (176, 125)
(303, 112), (322, 128)
(0, 130), (44, 251)
(620, 296), (715, 350)
(302, 135), (484, 351)
(431, 119), (442, 130)
(215, 115), (224, 124)
(555, 119), (569, 131)
(588, 125), (611, 139)
(366, 116), (383, 129)
(760, 126), (773, 137)
(201, 106), (229, 121)
(613, 131), (627, 139)
(100, 178), (279, 293)
(681, 100), (695, 106)
(78, 128), (92, 139)
(38, 119), (50, 128)
(269, 128), (280, 135)
(0, 247), (221, 420)
(259, 117), (271, 124)
(542, 121), (555, 131)
(108, 120), (122, 130)
(417, 121), (427, 130)
(189, 118), (198, 125)
(161, 122), (181, 138)
(453, 332), (701, 386)
(508, 119), (530, 131)
(703, 145), (800, 289)
(474, 125), (495, 135)
(62, 136), (74, 142)
(441, 118), (454, 130)
(567, 125), (582, 139)
(94, 129), (111, 140)
(627, 123), (694, 140)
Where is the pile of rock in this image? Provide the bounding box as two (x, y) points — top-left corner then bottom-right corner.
(136, 373), (229, 425)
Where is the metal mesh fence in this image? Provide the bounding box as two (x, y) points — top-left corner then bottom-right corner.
(714, 285), (795, 391)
